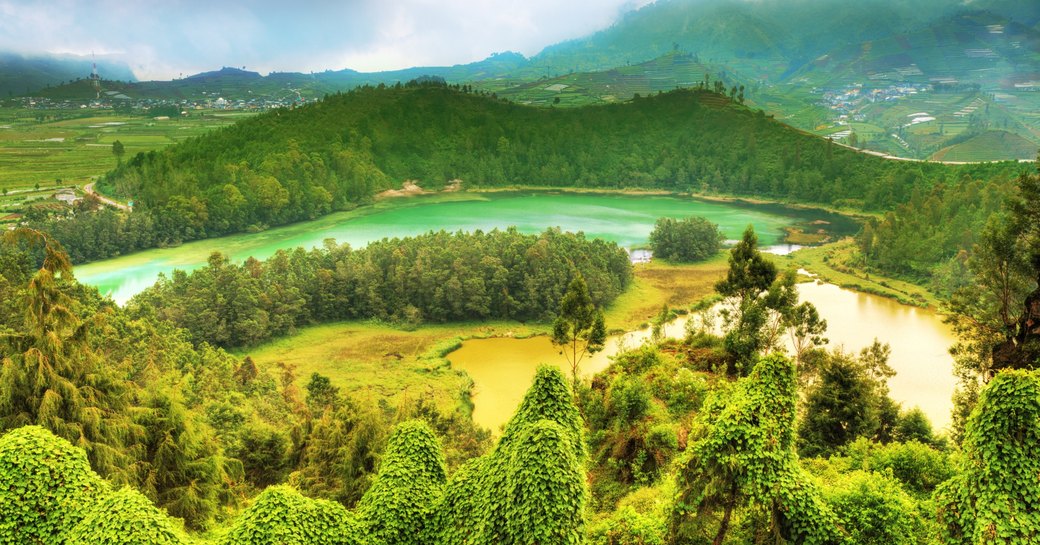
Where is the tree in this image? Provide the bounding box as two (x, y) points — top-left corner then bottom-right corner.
(798, 345), (897, 457)
(112, 139), (125, 164)
(671, 355), (843, 544)
(934, 369), (1040, 544)
(648, 216), (724, 262)
(945, 167), (1040, 438)
(715, 226), (778, 373)
(552, 273), (607, 389)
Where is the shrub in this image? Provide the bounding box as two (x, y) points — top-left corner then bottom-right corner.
(0, 426), (109, 545)
(65, 487), (190, 545)
(218, 485), (361, 545)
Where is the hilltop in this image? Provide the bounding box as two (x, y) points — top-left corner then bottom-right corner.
(0, 52), (136, 97)
(25, 83), (1019, 265)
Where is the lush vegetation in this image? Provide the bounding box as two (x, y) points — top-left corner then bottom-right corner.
(127, 228), (631, 348)
(0, 228), (488, 532)
(648, 216), (724, 262)
(0, 367), (588, 545)
(26, 83), (1024, 263)
(3, 219), (1040, 544)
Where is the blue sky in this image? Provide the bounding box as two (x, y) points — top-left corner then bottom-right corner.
(0, 0), (651, 80)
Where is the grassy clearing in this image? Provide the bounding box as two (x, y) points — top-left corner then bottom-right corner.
(606, 256), (729, 330)
(237, 321), (546, 415)
(781, 238), (939, 309)
(239, 256), (733, 412)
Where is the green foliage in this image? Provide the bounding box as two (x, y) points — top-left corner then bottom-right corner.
(934, 369), (1040, 545)
(218, 485), (362, 545)
(0, 426), (109, 545)
(798, 347), (900, 457)
(356, 420), (446, 545)
(131, 387), (236, 531)
(648, 216), (723, 262)
(433, 365), (588, 545)
(838, 438), (953, 496)
(823, 471), (927, 545)
(672, 354), (844, 544)
(65, 487), (191, 545)
(552, 273), (608, 389)
(590, 506), (667, 545)
(129, 228), (631, 348)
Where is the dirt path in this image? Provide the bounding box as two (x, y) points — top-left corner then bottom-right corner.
(83, 182), (130, 211)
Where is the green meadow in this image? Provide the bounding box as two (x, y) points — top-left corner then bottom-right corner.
(0, 107), (247, 217)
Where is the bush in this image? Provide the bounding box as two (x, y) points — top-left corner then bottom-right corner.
(841, 438), (952, 496)
(824, 471), (927, 545)
(65, 487), (191, 545)
(218, 485), (361, 545)
(0, 426), (110, 545)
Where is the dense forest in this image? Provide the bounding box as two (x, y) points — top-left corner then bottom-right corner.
(127, 228), (632, 348)
(4, 188), (1040, 542)
(28, 82), (1026, 264)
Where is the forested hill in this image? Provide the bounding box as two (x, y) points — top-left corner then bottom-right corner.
(54, 83), (1018, 263)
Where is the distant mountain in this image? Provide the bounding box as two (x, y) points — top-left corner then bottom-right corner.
(529, 0), (976, 81)
(0, 52), (135, 97)
(27, 51), (531, 102)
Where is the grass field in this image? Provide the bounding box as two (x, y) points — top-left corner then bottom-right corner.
(0, 107), (246, 216)
(781, 238), (939, 309)
(239, 253), (748, 414)
(237, 321), (547, 416)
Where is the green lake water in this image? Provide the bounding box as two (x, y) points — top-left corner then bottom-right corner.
(75, 191), (858, 304)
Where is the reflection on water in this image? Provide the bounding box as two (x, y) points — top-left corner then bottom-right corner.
(76, 192), (856, 305)
(450, 281), (956, 434)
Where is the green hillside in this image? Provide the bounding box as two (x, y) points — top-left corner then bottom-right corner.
(931, 129), (1039, 161)
(33, 83), (1010, 264)
(0, 52), (135, 97)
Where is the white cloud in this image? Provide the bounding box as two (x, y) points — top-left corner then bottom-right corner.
(0, 0), (653, 80)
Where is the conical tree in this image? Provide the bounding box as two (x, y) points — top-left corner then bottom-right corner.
(356, 420), (447, 545)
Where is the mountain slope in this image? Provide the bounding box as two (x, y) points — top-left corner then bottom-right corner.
(0, 52), (135, 97)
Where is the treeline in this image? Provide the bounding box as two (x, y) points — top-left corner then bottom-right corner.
(31, 85), (1027, 263)
(128, 228), (632, 348)
(0, 228), (488, 531)
(1, 365), (588, 545)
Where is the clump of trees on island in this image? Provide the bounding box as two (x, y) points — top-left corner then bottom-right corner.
(648, 216), (724, 262)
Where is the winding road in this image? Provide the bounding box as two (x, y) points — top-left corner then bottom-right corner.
(83, 182), (130, 211)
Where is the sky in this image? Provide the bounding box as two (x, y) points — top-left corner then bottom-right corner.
(0, 0), (652, 80)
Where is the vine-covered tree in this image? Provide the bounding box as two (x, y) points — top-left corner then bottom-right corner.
(934, 368), (1040, 544)
(671, 355), (844, 544)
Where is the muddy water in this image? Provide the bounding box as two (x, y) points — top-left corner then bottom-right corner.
(450, 281), (956, 433)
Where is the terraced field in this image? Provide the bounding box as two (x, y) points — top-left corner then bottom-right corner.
(0, 108), (248, 218)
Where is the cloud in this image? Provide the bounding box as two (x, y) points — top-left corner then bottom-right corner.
(0, 0), (651, 80)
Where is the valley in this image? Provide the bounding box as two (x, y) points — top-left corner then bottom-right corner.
(2, 2), (1039, 544)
